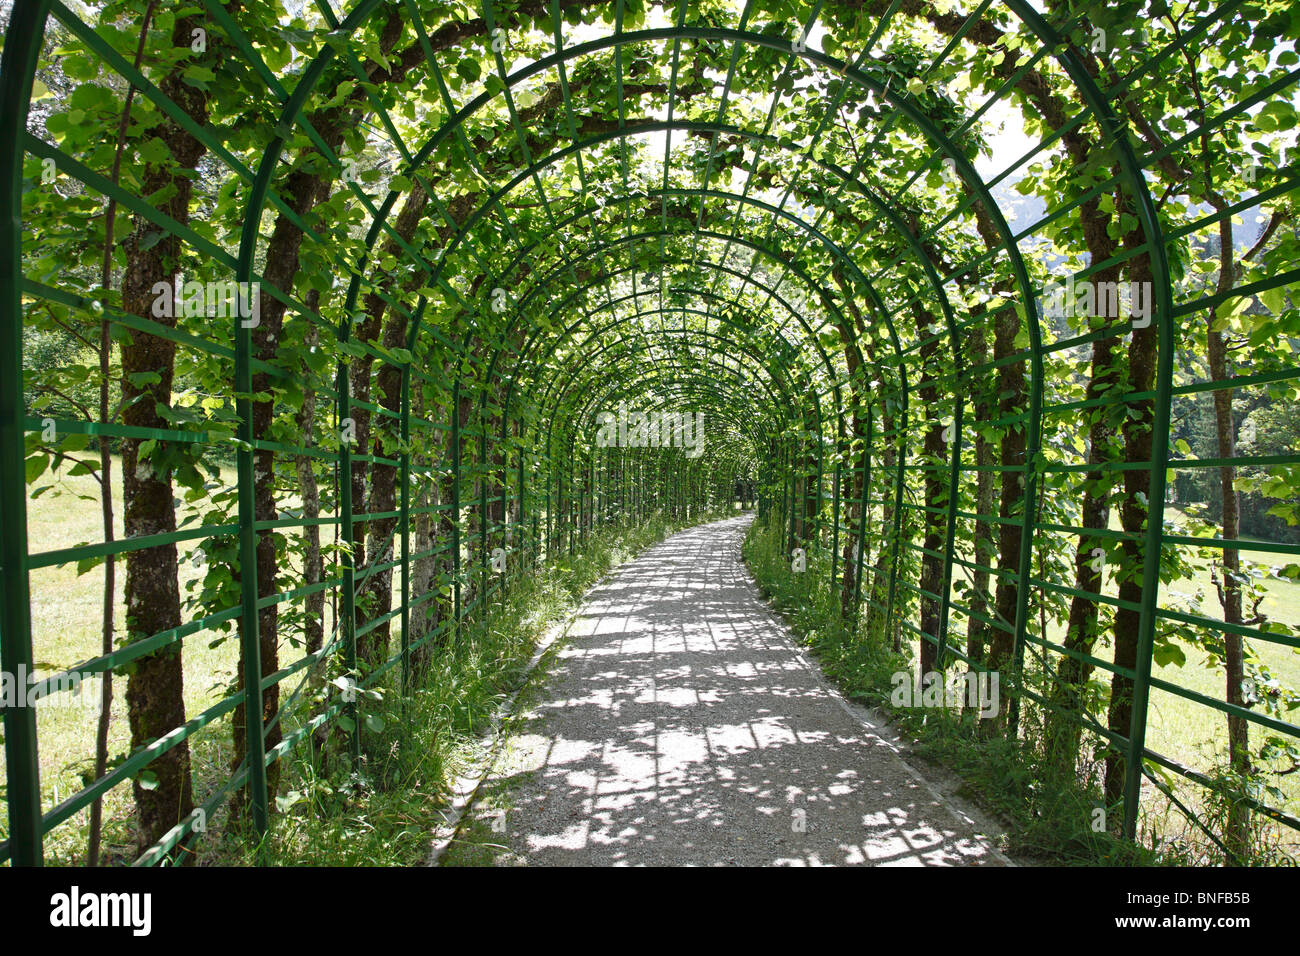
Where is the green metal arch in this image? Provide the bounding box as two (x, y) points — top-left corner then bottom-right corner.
(2, 0), (1276, 867)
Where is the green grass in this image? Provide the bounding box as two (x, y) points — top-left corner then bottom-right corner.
(6, 447), (727, 865)
(918, 502), (1300, 860)
(437, 681), (558, 867)
(207, 509), (725, 866)
(1042, 504), (1300, 849)
(6, 454), (244, 864)
(1141, 505), (1300, 860)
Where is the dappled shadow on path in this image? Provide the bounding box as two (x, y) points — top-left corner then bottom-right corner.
(490, 515), (1005, 866)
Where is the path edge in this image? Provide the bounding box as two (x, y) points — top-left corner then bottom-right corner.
(729, 514), (1020, 867)
(423, 528), (685, 866)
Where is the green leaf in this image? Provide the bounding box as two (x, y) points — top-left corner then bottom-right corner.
(1260, 285), (1286, 316)
(25, 454), (48, 483)
(457, 58), (481, 83)
(1153, 640), (1186, 668)
(61, 432), (90, 453)
(61, 55), (98, 81)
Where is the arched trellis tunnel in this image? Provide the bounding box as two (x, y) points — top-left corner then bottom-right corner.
(1, 0), (1298, 866)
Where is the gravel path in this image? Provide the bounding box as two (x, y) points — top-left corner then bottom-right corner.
(468, 514), (1010, 866)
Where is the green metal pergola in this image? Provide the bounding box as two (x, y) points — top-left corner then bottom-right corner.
(1, 0), (1298, 865)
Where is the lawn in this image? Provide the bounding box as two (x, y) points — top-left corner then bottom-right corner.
(894, 500), (1300, 856)
(1142, 505), (1300, 846)
(7, 454), (254, 863)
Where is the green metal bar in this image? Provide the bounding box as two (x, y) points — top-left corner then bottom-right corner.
(400, 365), (411, 696)
(854, 407), (873, 626)
(831, 461), (841, 597)
(1006, 0), (1176, 838)
(452, 380), (462, 622)
(479, 396), (489, 619)
(233, 274), (270, 836)
(0, 0), (51, 867)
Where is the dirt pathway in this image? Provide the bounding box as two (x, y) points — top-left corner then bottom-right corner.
(453, 514), (1011, 866)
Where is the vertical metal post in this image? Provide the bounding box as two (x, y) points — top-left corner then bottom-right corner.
(399, 367), (411, 696)
(235, 247), (268, 822)
(451, 382), (462, 622)
(674, 460), (680, 519)
(514, 439), (520, 572)
(884, 414), (907, 647)
(854, 408), (873, 625)
(479, 407), (488, 617)
(934, 396), (964, 671)
(781, 444), (790, 553)
(337, 336), (359, 766)
(831, 461), (841, 596)
(0, 0), (51, 865)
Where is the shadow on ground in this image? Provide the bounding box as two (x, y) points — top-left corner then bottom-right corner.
(447, 515), (1007, 867)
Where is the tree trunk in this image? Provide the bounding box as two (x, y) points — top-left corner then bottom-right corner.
(1206, 213), (1249, 858)
(987, 301), (1027, 697)
(964, 323), (995, 711)
(1104, 235), (1158, 812)
(292, 301), (327, 760)
(89, 0), (158, 865)
(914, 305), (947, 677)
(117, 13), (207, 858)
(1048, 253), (1125, 774)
